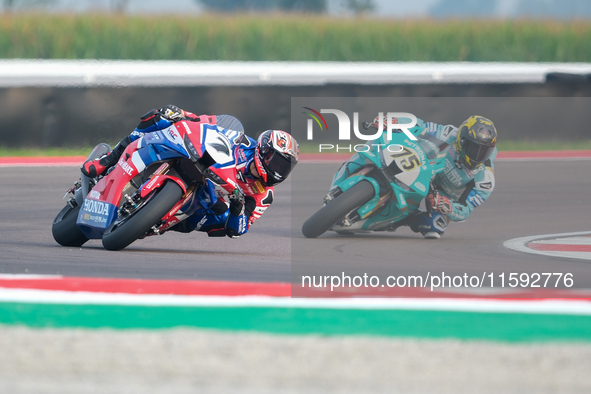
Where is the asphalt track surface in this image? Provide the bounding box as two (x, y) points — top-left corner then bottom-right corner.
(1, 160), (591, 288)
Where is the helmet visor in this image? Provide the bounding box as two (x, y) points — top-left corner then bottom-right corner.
(263, 151), (294, 185)
(462, 138), (495, 165)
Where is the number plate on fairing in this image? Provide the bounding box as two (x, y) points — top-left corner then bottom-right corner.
(383, 146), (422, 186)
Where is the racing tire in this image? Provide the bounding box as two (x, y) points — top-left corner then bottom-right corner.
(302, 180), (375, 238)
(52, 203), (89, 247)
(101, 181), (183, 251)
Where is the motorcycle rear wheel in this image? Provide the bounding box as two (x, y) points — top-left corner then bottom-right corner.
(101, 181), (183, 251)
(302, 180), (375, 238)
(52, 203), (89, 247)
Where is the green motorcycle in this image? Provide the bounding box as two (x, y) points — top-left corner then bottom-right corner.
(302, 121), (447, 238)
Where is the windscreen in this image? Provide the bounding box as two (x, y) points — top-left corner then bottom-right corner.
(216, 114), (245, 133)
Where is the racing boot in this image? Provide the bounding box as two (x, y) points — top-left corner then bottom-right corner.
(410, 211), (447, 239)
(81, 136), (131, 178)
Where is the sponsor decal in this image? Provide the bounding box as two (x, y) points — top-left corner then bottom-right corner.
(89, 190), (101, 199)
(238, 216), (246, 233)
(164, 126), (183, 145)
(181, 122), (192, 135)
(414, 182), (426, 193)
(146, 176), (158, 189)
(253, 181), (265, 194)
(117, 158), (134, 176)
(238, 149), (247, 163)
(254, 206), (266, 215)
(478, 182), (493, 190)
(443, 160), (464, 187)
(404, 139), (426, 164)
(398, 193), (406, 206)
(82, 199), (110, 217)
(87, 214), (107, 224)
(468, 192), (485, 207)
(194, 216), (209, 231)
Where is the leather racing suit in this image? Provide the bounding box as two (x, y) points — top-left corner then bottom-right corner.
(410, 118), (497, 236)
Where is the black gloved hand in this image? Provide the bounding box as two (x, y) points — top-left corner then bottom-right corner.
(158, 104), (185, 122)
(136, 108), (160, 130)
(228, 188), (245, 216)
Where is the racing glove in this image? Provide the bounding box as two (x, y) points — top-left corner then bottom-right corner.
(159, 104), (200, 122)
(426, 190), (453, 215)
(225, 189), (247, 238)
(135, 105), (189, 131)
(228, 188), (245, 216)
(159, 104), (186, 122)
(136, 108), (163, 130)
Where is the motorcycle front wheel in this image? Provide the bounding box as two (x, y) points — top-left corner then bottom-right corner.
(52, 203), (89, 247)
(301, 180), (375, 238)
(101, 181), (183, 251)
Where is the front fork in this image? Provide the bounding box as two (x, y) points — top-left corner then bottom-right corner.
(326, 167), (392, 227)
(125, 162), (195, 236)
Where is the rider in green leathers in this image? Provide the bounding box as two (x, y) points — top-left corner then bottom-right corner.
(408, 115), (498, 239)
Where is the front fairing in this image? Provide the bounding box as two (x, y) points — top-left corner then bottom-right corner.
(76, 125), (191, 239)
(182, 122), (240, 194)
(135, 126), (191, 163)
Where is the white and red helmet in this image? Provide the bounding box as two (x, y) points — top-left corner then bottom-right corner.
(254, 130), (299, 186)
(371, 114), (398, 130)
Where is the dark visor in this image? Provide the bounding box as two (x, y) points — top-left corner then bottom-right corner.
(263, 151), (294, 183)
(462, 139), (494, 164)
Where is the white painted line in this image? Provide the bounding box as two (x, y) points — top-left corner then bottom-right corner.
(531, 251), (591, 259)
(0, 287), (591, 315)
(504, 231), (591, 261)
(531, 237), (591, 245)
(0, 274), (63, 280)
(0, 163), (80, 167)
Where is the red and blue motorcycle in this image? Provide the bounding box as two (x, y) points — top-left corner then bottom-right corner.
(52, 115), (245, 250)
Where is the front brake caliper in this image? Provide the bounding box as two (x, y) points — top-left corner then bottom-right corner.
(119, 190), (142, 216)
(323, 187), (342, 204)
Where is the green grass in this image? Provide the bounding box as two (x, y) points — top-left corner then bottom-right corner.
(2, 302), (591, 342)
(2, 140), (590, 157)
(1, 14), (591, 61)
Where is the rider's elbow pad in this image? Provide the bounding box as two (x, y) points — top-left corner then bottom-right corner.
(225, 213), (248, 238)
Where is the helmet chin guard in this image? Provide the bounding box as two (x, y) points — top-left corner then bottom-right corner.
(255, 130), (299, 186)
